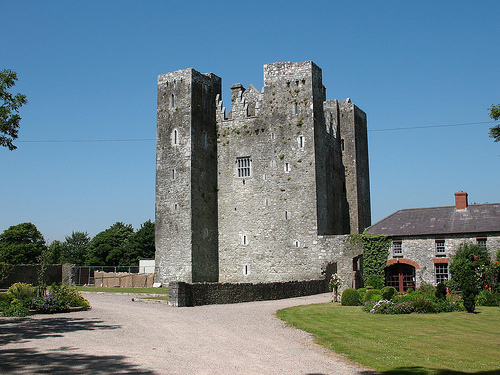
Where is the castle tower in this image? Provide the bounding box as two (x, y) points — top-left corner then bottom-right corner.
(155, 68), (221, 283)
(338, 99), (371, 233)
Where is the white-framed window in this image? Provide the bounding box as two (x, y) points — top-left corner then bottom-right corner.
(284, 163), (290, 173)
(237, 157), (252, 178)
(393, 240), (402, 256)
(244, 265), (250, 275)
(435, 263), (449, 284)
(270, 160), (276, 168)
(271, 132), (276, 140)
(264, 198), (270, 207)
(477, 237), (487, 250)
(284, 211), (289, 220)
(293, 240), (300, 248)
(435, 239), (446, 256)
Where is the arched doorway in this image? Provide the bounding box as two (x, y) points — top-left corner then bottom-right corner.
(385, 263), (416, 292)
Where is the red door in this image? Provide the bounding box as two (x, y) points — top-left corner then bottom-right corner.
(385, 263), (416, 292)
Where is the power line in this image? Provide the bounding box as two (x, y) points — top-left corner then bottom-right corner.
(13, 121), (499, 143)
(369, 121), (495, 132)
(17, 138), (157, 143)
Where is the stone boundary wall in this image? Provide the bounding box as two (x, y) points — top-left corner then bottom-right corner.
(0, 264), (72, 288)
(168, 279), (328, 307)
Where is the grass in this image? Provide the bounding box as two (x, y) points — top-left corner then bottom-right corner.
(276, 303), (500, 374)
(76, 286), (169, 294)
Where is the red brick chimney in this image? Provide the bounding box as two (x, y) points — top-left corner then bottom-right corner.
(454, 191), (468, 210)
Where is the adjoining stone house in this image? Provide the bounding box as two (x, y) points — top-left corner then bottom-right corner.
(366, 191), (500, 291)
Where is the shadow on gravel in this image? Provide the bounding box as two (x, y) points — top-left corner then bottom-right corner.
(0, 347), (157, 374)
(0, 316), (120, 345)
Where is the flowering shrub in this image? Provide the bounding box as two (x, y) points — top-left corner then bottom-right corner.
(364, 299), (415, 314)
(48, 284), (91, 309)
(33, 293), (69, 313)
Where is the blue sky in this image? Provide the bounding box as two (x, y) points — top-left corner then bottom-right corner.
(2, 1), (499, 242)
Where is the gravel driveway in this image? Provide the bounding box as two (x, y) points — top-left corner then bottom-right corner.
(0, 292), (377, 374)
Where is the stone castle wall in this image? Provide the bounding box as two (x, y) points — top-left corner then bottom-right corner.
(155, 61), (370, 287)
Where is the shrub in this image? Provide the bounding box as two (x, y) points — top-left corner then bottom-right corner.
(341, 288), (361, 306)
(450, 242), (489, 313)
(48, 284), (90, 309)
(7, 283), (35, 300)
(381, 286), (397, 300)
(357, 288), (367, 300)
(1, 300), (31, 317)
(368, 299), (415, 314)
(476, 289), (499, 306)
(413, 295), (436, 313)
(33, 293), (69, 313)
(365, 275), (384, 290)
(435, 282), (447, 300)
(364, 289), (381, 303)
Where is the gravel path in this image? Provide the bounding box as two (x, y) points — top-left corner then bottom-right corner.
(0, 292), (377, 374)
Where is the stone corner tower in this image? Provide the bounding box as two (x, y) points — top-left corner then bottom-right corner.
(155, 68), (221, 284)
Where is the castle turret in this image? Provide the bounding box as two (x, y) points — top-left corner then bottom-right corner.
(155, 68), (221, 283)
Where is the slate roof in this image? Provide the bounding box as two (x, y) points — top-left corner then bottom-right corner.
(366, 203), (500, 237)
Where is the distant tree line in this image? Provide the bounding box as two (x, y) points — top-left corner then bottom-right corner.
(0, 221), (155, 266)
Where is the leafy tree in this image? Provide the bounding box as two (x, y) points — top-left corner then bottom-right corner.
(488, 104), (500, 142)
(85, 222), (133, 266)
(60, 231), (91, 265)
(47, 240), (63, 264)
(120, 220), (155, 266)
(0, 223), (47, 264)
(0, 69), (27, 150)
(449, 242), (489, 313)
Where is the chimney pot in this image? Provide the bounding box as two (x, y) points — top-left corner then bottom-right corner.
(454, 191), (468, 210)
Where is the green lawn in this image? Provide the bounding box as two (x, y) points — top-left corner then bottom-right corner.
(276, 303), (500, 375)
(76, 286), (169, 294)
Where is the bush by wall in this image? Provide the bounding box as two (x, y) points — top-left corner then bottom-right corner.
(476, 289), (499, 306)
(381, 286), (397, 300)
(341, 288), (361, 306)
(364, 289), (381, 303)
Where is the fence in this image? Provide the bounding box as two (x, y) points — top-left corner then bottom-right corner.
(72, 266), (158, 288)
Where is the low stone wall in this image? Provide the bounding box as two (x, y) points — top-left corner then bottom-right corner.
(168, 279), (328, 307)
(0, 264), (72, 288)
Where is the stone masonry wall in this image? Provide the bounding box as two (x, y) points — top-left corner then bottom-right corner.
(388, 234), (500, 286)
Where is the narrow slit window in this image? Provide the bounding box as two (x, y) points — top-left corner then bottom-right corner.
(284, 163), (290, 173)
(172, 129), (179, 145)
(242, 235), (248, 245)
(171, 94), (175, 108)
(294, 102), (298, 115)
(171, 169), (176, 180)
(298, 136), (305, 149)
